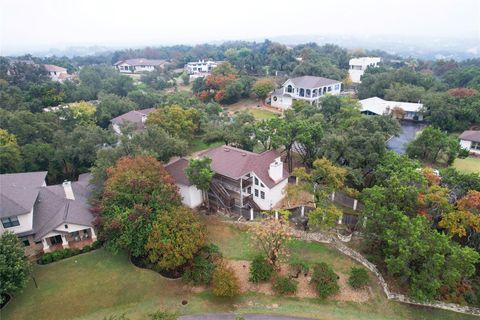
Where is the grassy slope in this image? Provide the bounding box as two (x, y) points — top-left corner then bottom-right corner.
(453, 157), (480, 174)
(3, 217), (476, 320)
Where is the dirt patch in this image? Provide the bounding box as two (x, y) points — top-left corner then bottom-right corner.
(192, 259), (371, 302)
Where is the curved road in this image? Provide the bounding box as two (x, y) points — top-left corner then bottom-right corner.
(180, 314), (315, 320)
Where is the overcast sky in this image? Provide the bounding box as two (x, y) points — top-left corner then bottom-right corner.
(1, 0), (479, 54)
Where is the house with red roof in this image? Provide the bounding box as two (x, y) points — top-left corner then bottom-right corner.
(165, 145), (289, 211)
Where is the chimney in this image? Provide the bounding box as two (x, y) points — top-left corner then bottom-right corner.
(268, 159), (283, 182)
(62, 181), (75, 200)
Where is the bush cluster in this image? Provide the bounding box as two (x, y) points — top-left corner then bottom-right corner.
(249, 255), (274, 283)
(310, 262), (340, 299)
(40, 241), (102, 264)
(211, 261), (240, 297)
(183, 244), (222, 285)
(273, 276), (298, 295)
(348, 267), (369, 289)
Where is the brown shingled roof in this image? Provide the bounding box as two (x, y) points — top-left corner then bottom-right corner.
(165, 158), (192, 186)
(459, 130), (480, 143)
(199, 145), (288, 188)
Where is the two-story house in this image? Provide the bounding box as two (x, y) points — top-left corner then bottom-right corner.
(165, 146), (289, 211)
(348, 57), (381, 83)
(0, 172), (96, 258)
(114, 59), (168, 73)
(270, 76), (342, 110)
(43, 64), (71, 82)
(184, 60), (222, 78)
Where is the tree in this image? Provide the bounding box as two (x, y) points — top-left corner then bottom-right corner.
(250, 212), (292, 269)
(95, 93), (137, 128)
(252, 78), (275, 103)
(0, 129), (23, 173)
(145, 206), (206, 270)
(185, 157), (214, 209)
(146, 105), (199, 140)
(407, 126), (461, 165)
(0, 232), (31, 303)
(99, 156), (181, 257)
(59, 101), (97, 128)
(211, 261), (240, 297)
(439, 191), (480, 238)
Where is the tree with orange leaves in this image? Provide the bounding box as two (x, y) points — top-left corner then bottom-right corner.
(99, 155), (181, 257)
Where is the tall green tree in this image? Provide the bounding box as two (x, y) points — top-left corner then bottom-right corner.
(0, 232), (31, 303)
(407, 126), (461, 165)
(185, 157), (214, 209)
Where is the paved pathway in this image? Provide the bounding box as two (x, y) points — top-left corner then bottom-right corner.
(180, 314), (315, 320)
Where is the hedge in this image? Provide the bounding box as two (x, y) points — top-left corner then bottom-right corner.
(39, 241), (102, 264)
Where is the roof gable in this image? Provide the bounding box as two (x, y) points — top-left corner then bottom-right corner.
(459, 130), (480, 143)
(286, 76), (340, 89)
(0, 171), (47, 218)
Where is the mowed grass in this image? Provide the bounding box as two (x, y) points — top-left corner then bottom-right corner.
(3, 216), (477, 320)
(248, 108), (279, 121)
(188, 139), (224, 153)
(453, 157), (480, 174)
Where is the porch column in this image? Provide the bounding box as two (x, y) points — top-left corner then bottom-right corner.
(239, 177), (243, 208)
(42, 238), (51, 253)
(338, 215), (343, 225)
(331, 192), (335, 202)
(353, 199), (358, 211)
(90, 227), (97, 241)
(301, 205), (305, 217)
(61, 234), (69, 249)
(275, 211), (279, 220)
(250, 208), (254, 221)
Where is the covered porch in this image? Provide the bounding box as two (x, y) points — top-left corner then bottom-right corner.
(41, 227), (97, 253)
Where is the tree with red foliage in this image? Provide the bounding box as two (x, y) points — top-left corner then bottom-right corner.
(98, 155), (181, 257)
(447, 88), (478, 97)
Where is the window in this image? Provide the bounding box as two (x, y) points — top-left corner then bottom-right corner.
(247, 187), (251, 194)
(20, 236), (30, 247)
(260, 191), (265, 200)
(1, 216), (20, 228)
(254, 177), (259, 185)
(50, 235), (62, 245)
(472, 142), (480, 151)
(260, 183), (265, 188)
(334, 84), (340, 90)
(328, 86), (332, 92)
(254, 189), (259, 197)
(287, 85), (293, 93)
(64, 224), (68, 229)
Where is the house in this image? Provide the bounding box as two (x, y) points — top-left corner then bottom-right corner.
(270, 76), (342, 110)
(348, 57), (381, 83)
(110, 108), (156, 134)
(459, 130), (480, 155)
(184, 60), (222, 78)
(0, 172), (96, 257)
(114, 59), (168, 73)
(165, 158), (203, 208)
(359, 97), (424, 121)
(166, 146), (289, 211)
(43, 64), (71, 82)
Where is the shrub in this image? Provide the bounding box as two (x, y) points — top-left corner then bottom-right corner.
(348, 267), (369, 289)
(149, 310), (177, 320)
(211, 261), (240, 297)
(249, 255), (273, 283)
(91, 240), (103, 249)
(273, 276), (298, 295)
(289, 259), (309, 278)
(82, 245), (92, 253)
(183, 243), (222, 285)
(310, 262), (340, 299)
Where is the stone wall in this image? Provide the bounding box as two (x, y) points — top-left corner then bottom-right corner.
(227, 215), (480, 316)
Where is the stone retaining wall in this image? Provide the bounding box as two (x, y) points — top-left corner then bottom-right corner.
(230, 219), (480, 317)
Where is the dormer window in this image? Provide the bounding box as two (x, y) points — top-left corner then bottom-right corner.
(254, 177), (259, 185)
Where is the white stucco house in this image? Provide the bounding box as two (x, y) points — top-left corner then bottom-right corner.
(348, 57), (381, 83)
(43, 64), (71, 82)
(360, 97), (424, 121)
(270, 76), (342, 110)
(166, 146), (289, 211)
(114, 59), (168, 73)
(459, 130), (480, 155)
(185, 60), (222, 78)
(0, 172), (96, 258)
(165, 158), (204, 208)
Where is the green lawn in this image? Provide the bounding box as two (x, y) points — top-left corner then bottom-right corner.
(3, 218), (477, 320)
(453, 157), (480, 174)
(248, 108), (279, 121)
(188, 139), (224, 153)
